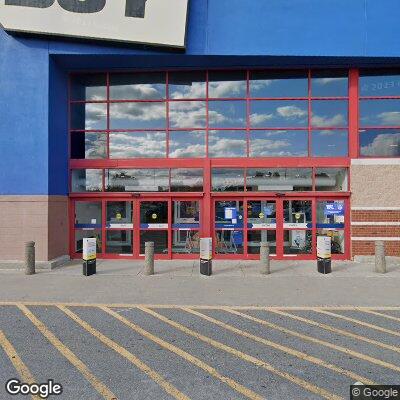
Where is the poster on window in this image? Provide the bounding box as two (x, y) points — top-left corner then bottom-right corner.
(291, 230), (306, 249)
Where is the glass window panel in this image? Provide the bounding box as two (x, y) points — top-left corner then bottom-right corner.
(315, 168), (348, 192)
(208, 130), (247, 158)
(109, 132), (166, 158)
(169, 131), (206, 158)
(249, 130), (308, 157)
(105, 169), (169, 192)
(169, 101), (206, 128)
(208, 71), (246, 98)
(247, 168), (312, 192)
(359, 128), (400, 157)
(247, 231), (277, 255)
(71, 103), (107, 130)
(215, 201), (244, 226)
(283, 230), (312, 254)
(250, 70), (308, 98)
(109, 72), (166, 100)
(140, 231), (168, 254)
(106, 231), (133, 254)
(109, 102), (166, 129)
(212, 169), (245, 192)
(247, 201), (277, 227)
(71, 169), (102, 193)
(106, 202), (133, 227)
(317, 200), (345, 228)
(284, 200), (312, 225)
(317, 229), (345, 254)
(172, 230), (200, 254)
(312, 130), (348, 157)
(140, 202), (168, 224)
(360, 99), (400, 126)
(172, 201), (200, 225)
(311, 71), (348, 97)
(215, 230), (244, 254)
(170, 169), (203, 192)
(75, 202), (102, 226)
(75, 230), (102, 253)
(250, 100), (308, 128)
(168, 71), (206, 99)
(311, 100), (348, 127)
(71, 74), (107, 101)
(70, 132), (107, 159)
(208, 101), (246, 128)
(360, 71), (400, 97)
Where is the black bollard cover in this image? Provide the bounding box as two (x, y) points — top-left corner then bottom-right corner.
(83, 259), (96, 276)
(200, 259), (212, 276)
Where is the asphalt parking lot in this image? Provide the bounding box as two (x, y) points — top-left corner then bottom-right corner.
(1, 304), (399, 399)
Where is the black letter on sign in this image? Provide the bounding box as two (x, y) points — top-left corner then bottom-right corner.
(57, 0), (106, 13)
(5, 0), (55, 7)
(125, 0), (148, 18)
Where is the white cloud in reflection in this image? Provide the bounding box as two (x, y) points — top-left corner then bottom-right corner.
(85, 135), (106, 158)
(169, 82), (206, 99)
(312, 114), (346, 127)
(84, 103), (107, 130)
(209, 81), (246, 98)
(277, 105), (307, 118)
(110, 83), (165, 100)
(250, 113), (274, 125)
(169, 102), (206, 128)
(110, 103), (166, 123)
(313, 78), (347, 85)
(208, 136), (246, 157)
(361, 133), (400, 156)
(377, 111), (400, 125)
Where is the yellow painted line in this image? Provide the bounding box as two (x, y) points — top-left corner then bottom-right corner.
(269, 309), (400, 354)
(17, 304), (117, 400)
(0, 330), (41, 400)
(227, 309), (400, 373)
(184, 307), (375, 385)
(362, 309), (400, 323)
(58, 306), (190, 400)
(100, 306), (264, 400)
(139, 307), (341, 400)
(316, 309), (400, 337)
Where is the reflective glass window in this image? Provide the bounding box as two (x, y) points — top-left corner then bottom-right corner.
(140, 231), (168, 254)
(359, 129), (400, 157)
(109, 102), (166, 130)
(71, 74), (107, 101)
(360, 99), (400, 126)
(208, 71), (246, 98)
(360, 70), (400, 97)
(312, 130), (348, 157)
(168, 71), (206, 99)
(140, 201), (168, 224)
(70, 132), (107, 159)
(250, 100), (308, 128)
(106, 231), (133, 254)
(215, 231), (244, 254)
(283, 230), (313, 254)
(106, 202), (133, 227)
(315, 168), (348, 192)
(75, 230), (102, 253)
(71, 103), (107, 130)
(317, 230), (345, 254)
(214, 201), (244, 228)
(311, 71), (348, 97)
(170, 169), (203, 192)
(317, 200), (345, 228)
(172, 201), (200, 225)
(208, 101), (246, 128)
(169, 101), (206, 128)
(250, 70), (308, 98)
(247, 201), (277, 226)
(284, 200), (313, 225)
(249, 131), (308, 157)
(311, 100), (348, 127)
(75, 201), (102, 226)
(247, 231), (277, 255)
(172, 231), (200, 254)
(71, 169), (102, 193)
(169, 131), (206, 158)
(109, 72), (166, 100)
(105, 169), (169, 192)
(212, 169), (245, 192)
(246, 168), (312, 191)
(208, 130), (247, 158)
(109, 132), (166, 158)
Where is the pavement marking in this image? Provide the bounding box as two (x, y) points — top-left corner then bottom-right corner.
(227, 309), (400, 374)
(184, 307), (375, 385)
(0, 330), (41, 400)
(362, 309), (400, 323)
(58, 306), (191, 400)
(139, 307), (341, 400)
(269, 309), (400, 354)
(316, 309), (400, 337)
(101, 306), (264, 400)
(17, 304), (118, 400)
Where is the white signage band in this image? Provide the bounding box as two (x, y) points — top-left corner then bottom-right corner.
(0, 0), (189, 47)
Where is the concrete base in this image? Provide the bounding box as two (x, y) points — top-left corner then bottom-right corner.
(0, 255), (70, 271)
(353, 255), (400, 264)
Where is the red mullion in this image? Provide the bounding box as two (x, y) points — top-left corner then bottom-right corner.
(312, 166), (316, 191)
(348, 69), (359, 158)
(206, 70), (209, 158)
(276, 199), (284, 258)
(168, 197), (172, 259)
(312, 197), (317, 258)
(243, 198), (249, 258)
(133, 197), (140, 258)
(307, 70), (312, 158)
(101, 199), (106, 258)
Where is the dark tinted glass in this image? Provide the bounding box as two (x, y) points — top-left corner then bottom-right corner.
(311, 71), (348, 97)
(168, 71), (206, 99)
(71, 103), (107, 130)
(312, 130), (348, 157)
(70, 132), (107, 159)
(360, 70), (400, 97)
(359, 129), (400, 156)
(360, 99), (400, 126)
(250, 70), (308, 98)
(71, 74), (107, 101)
(311, 100), (348, 127)
(208, 71), (246, 98)
(71, 169), (103, 192)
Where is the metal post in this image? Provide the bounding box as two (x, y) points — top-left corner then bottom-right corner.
(260, 242), (270, 275)
(25, 241), (35, 275)
(375, 240), (386, 274)
(144, 242), (154, 276)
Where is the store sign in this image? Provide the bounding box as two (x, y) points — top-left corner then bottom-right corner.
(324, 203), (344, 216)
(0, 0), (189, 47)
